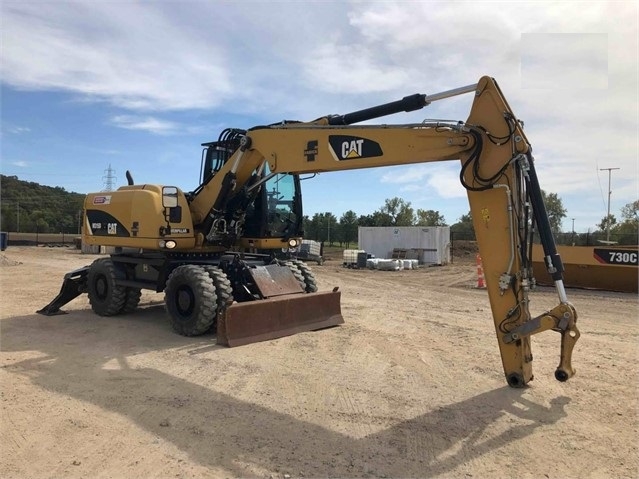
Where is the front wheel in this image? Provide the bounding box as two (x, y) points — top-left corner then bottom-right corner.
(202, 266), (234, 313)
(292, 260), (318, 292)
(164, 265), (217, 336)
(283, 261), (306, 292)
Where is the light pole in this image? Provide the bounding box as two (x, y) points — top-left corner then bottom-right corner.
(571, 218), (575, 246)
(600, 167), (620, 242)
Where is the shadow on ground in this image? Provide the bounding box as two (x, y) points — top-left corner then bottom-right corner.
(2, 309), (569, 477)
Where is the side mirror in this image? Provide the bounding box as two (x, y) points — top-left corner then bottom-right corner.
(162, 186), (182, 223)
(162, 186), (179, 208)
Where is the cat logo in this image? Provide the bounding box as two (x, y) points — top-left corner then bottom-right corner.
(328, 135), (383, 161)
(342, 139), (364, 158)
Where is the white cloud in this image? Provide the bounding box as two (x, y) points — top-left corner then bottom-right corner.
(301, 43), (409, 94)
(109, 115), (180, 135)
(380, 164), (466, 199)
(521, 33), (608, 89)
(6, 126), (31, 134)
(380, 165), (430, 185)
(2, 2), (231, 110)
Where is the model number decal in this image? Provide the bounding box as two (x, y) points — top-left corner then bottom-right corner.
(594, 248), (639, 266)
(85, 210), (130, 237)
(608, 251), (638, 264)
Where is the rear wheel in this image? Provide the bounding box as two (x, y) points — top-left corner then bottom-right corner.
(120, 264), (142, 314)
(165, 265), (217, 336)
(121, 288), (142, 313)
(87, 258), (127, 316)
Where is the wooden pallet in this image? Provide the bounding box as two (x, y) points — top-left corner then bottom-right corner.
(391, 248), (408, 259)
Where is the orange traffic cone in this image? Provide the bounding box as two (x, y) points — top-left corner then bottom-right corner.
(476, 254), (486, 289)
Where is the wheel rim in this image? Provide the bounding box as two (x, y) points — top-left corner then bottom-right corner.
(175, 285), (195, 318)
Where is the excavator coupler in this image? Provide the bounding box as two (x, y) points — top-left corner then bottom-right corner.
(217, 288), (343, 347)
(37, 266), (89, 316)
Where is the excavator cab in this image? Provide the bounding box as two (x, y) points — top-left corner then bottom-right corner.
(243, 170), (303, 239)
(199, 136), (304, 249)
(200, 129), (246, 184)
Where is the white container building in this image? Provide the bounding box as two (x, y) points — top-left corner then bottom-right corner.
(358, 226), (451, 265)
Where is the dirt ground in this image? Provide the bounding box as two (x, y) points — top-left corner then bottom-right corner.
(1, 246), (637, 479)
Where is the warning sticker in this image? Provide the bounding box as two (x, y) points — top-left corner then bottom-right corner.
(93, 195), (112, 205)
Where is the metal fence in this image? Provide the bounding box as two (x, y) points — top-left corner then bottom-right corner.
(3, 229), (635, 248)
(451, 230), (638, 248)
(554, 231), (638, 246)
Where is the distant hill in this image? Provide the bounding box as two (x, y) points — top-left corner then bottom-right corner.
(1, 175), (85, 233)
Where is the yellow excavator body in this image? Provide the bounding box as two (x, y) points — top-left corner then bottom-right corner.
(39, 76), (579, 388)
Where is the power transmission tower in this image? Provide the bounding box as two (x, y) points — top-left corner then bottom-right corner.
(102, 164), (117, 191)
(599, 167), (620, 242)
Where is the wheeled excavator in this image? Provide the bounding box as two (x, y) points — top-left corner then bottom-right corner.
(39, 76), (579, 388)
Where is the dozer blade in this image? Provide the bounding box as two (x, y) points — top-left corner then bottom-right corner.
(217, 290), (343, 347)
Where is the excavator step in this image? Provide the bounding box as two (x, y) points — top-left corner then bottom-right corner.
(217, 289), (343, 347)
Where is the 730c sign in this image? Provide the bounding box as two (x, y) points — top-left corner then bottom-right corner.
(594, 248), (639, 266)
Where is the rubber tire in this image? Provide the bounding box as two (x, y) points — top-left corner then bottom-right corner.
(292, 260), (318, 293)
(120, 264), (141, 314)
(87, 258), (127, 316)
(283, 261), (306, 291)
(121, 288), (142, 314)
(202, 266), (234, 313)
(201, 266), (234, 334)
(164, 265), (217, 336)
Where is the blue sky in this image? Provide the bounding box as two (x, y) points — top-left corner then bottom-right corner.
(1, 1), (637, 232)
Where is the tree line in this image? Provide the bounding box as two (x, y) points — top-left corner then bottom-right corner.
(1, 175), (636, 246)
(0, 175), (85, 234)
(302, 197), (468, 248)
(304, 193), (639, 248)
